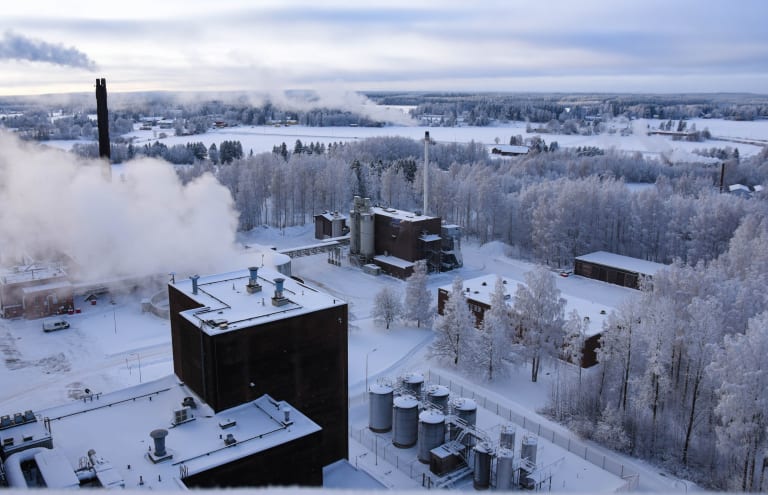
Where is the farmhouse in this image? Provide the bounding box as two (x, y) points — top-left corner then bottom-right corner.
(574, 251), (668, 289)
(437, 274), (610, 367)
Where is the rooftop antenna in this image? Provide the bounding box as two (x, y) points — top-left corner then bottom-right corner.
(423, 131), (434, 216)
(95, 78), (112, 181)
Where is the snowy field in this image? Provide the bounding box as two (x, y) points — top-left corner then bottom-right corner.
(0, 224), (699, 491)
(44, 117), (768, 160)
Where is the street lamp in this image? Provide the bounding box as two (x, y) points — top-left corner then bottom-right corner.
(365, 347), (378, 400)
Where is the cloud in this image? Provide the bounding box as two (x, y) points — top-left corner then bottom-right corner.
(0, 31), (97, 70)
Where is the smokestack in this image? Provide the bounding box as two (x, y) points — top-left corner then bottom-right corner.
(423, 131), (430, 216)
(719, 162), (726, 193)
(191, 275), (200, 295)
(95, 78), (110, 160)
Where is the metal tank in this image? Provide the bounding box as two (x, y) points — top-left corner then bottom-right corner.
(426, 384), (450, 413)
(360, 213), (374, 260)
(368, 383), (393, 432)
(402, 372), (424, 397)
(500, 423), (516, 450)
(417, 409), (446, 463)
(520, 434), (538, 464)
(496, 447), (515, 490)
(392, 395), (419, 448)
(520, 434), (539, 490)
(472, 442), (492, 490)
(450, 397), (477, 446)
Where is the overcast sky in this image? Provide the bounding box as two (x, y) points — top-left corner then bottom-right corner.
(1, 0), (767, 96)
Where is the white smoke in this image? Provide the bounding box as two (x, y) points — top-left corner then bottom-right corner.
(0, 31), (97, 70)
(0, 131), (240, 282)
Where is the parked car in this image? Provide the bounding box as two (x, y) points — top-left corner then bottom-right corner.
(43, 319), (70, 332)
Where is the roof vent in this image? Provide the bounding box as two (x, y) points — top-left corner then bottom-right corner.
(172, 406), (194, 425)
(224, 433), (236, 446)
(191, 275), (200, 295)
(148, 429), (172, 462)
(246, 266), (262, 294)
(181, 397), (196, 409)
(272, 278), (289, 306)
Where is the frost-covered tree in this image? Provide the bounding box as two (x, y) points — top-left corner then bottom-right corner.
(473, 277), (510, 381)
(372, 286), (402, 330)
(513, 266), (566, 382)
(709, 311), (768, 492)
(430, 278), (474, 367)
(403, 260), (432, 328)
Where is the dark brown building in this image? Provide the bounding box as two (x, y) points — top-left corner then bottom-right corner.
(574, 251), (667, 290)
(0, 265), (73, 319)
(437, 274), (608, 368)
(168, 266), (348, 468)
(313, 211), (348, 239)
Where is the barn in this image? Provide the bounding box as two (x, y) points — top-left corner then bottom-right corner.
(574, 251), (667, 289)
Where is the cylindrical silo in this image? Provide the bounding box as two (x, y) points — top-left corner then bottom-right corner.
(331, 215), (344, 238)
(500, 423), (516, 450)
(496, 447), (515, 490)
(392, 395), (419, 448)
(360, 213), (374, 259)
(369, 383), (393, 432)
(402, 372), (424, 398)
(472, 442), (492, 490)
(451, 397), (477, 446)
(520, 434), (538, 464)
(426, 384), (450, 413)
(417, 409), (446, 463)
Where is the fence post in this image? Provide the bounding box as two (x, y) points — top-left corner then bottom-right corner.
(602, 456), (606, 469)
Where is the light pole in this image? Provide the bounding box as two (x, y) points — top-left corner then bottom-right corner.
(365, 347), (378, 400)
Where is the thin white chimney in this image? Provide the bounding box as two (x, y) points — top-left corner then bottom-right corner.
(423, 131), (430, 216)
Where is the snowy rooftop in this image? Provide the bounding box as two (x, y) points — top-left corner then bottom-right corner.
(490, 144), (530, 154)
(172, 266), (345, 336)
(0, 264), (67, 285)
(575, 251), (668, 277)
(372, 206), (435, 222)
(439, 273), (610, 337)
(316, 211), (347, 221)
(374, 255), (414, 270)
(17, 374), (320, 489)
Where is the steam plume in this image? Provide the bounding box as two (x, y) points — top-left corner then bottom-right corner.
(0, 132), (240, 282)
(0, 31), (97, 70)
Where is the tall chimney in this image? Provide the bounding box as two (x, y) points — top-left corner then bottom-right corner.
(95, 78), (110, 160)
(423, 131), (430, 216)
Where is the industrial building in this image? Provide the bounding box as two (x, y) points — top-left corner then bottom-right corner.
(574, 251), (668, 289)
(0, 264), (73, 319)
(348, 196), (462, 278)
(436, 274), (609, 367)
(168, 266), (349, 469)
(0, 376), (323, 489)
(313, 211), (348, 240)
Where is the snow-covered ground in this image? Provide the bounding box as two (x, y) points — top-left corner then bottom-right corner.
(0, 225), (698, 491)
(43, 117), (767, 159)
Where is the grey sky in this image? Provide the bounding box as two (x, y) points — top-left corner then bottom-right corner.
(1, 0), (766, 96)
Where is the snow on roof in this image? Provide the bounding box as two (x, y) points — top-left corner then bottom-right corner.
(575, 251), (668, 277)
(372, 206), (436, 222)
(373, 255), (414, 270)
(0, 265), (67, 285)
(728, 183), (751, 192)
(438, 273), (610, 337)
(419, 233), (442, 242)
(490, 144), (529, 154)
(172, 266), (345, 336)
(316, 211), (347, 221)
(20, 280), (73, 294)
(32, 374), (320, 489)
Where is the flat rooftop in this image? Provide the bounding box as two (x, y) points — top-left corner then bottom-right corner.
(0, 264), (67, 285)
(8, 374), (320, 489)
(439, 273), (610, 337)
(372, 206), (436, 222)
(575, 251), (668, 277)
(171, 266), (346, 336)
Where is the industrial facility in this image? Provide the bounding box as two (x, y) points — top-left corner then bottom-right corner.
(0, 265), (350, 489)
(347, 197), (462, 278)
(0, 264), (73, 319)
(365, 372), (587, 490)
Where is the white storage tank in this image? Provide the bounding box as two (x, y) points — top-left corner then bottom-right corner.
(426, 384), (450, 413)
(450, 397), (477, 446)
(496, 447), (515, 490)
(500, 423), (516, 450)
(521, 434), (538, 464)
(360, 213), (374, 259)
(402, 372), (424, 397)
(417, 409), (446, 463)
(472, 442), (492, 490)
(369, 383), (394, 432)
(392, 395), (419, 448)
